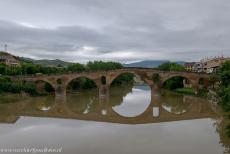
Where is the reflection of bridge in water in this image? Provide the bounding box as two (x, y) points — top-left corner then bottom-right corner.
(0, 88), (219, 125)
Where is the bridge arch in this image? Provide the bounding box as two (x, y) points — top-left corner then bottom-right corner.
(66, 76), (98, 93)
(108, 71), (151, 86)
(33, 79), (56, 94)
(161, 74), (192, 85)
(162, 74), (192, 87)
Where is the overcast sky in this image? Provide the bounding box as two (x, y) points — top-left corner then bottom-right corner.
(0, 0), (230, 63)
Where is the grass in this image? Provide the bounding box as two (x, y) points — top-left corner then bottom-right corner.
(173, 87), (208, 98)
(174, 87), (195, 95)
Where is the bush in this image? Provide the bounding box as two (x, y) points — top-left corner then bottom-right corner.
(163, 77), (184, 90)
(0, 77), (38, 96)
(218, 61), (230, 111)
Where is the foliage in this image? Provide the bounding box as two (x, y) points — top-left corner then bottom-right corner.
(44, 83), (55, 93)
(67, 78), (97, 91)
(218, 61), (230, 111)
(174, 87), (195, 95)
(0, 76), (38, 95)
(218, 85), (230, 111)
(67, 63), (86, 73)
(0, 60), (128, 93)
(158, 62), (185, 71)
(0, 60), (123, 76)
(111, 73), (134, 86)
(159, 62), (186, 90)
(86, 61), (123, 71)
(152, 73), (160, 83)
(163, 76), (184, 90)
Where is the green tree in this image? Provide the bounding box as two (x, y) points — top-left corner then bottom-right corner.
(218, 61), (230, 111)
(67, 63), (86, 73)
(158, 62), (185, 71)
(159, 62), (186, 90)
(86, 61), (123, 71)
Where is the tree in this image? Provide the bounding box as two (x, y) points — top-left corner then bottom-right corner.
(86, 61), (123, 71)
(218, 60), (230, 111)
(158, 62), (186, 90)
(67, 63), (86, 73)
(158, 62), (185, 71)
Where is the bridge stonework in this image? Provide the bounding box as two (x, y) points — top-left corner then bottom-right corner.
(13, 68), (217, 98)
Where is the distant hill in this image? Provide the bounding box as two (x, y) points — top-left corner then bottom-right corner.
(19, 57), (185, 68)
(19, 57), (72, 67)
(124, 60), (185, 68)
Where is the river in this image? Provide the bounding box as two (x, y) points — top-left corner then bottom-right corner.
(0, 85), (229, 154)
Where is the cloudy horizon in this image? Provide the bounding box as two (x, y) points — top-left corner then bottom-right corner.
(0, 0), (230, 63)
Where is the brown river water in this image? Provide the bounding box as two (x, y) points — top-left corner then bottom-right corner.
(0, 85), (230, 154)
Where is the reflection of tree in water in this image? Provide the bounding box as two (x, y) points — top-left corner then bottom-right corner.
(109, 85), (133, 107)
(214, 116), (230, 153)
(67, 89), (100, 114)
(161, 90), (190, 114)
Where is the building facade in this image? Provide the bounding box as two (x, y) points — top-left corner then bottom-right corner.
(184, 56), (230, 73)
(184, 62), (195, 72)
(202, 57), (230, 73)
(0, 52), (20, 66)
(193, 62), (203, 73)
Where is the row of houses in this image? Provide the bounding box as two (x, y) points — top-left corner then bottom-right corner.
(184, 56), (230, 73)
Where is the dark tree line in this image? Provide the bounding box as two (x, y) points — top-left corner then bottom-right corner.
(0, 60), (131, 95)
(0, 60), (123, 76)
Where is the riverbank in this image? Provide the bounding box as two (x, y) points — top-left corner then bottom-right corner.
(169, 87), (208, 98)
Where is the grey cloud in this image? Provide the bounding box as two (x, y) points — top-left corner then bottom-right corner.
(0, 0), (230, 63)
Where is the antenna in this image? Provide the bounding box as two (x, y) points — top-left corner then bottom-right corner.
(4, 44), (7, 52)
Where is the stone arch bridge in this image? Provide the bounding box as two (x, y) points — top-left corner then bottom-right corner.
(12, 68), (218, 98)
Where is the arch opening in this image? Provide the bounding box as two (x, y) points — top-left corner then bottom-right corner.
(111, 72), (135, 86)
(67, 77), (97, 93)
(110, 72), (151, 117)
(101, 76), (106, 85)
(152, 73), (160, 83)
(57, 78), (62, 85)
(34, 80), (55, 95)
(162, 76), (195, 95)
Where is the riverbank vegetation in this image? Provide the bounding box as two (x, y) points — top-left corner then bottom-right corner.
(158, 62), (191, 95)
(158, 62), (210, 97)
(174, 87), (195, 95)
(214, 61), (230, 137)
(0, 60), (133, 96)
(0, 76), (38, 96)
(218, 61), (230, 111)
(0, 60), (123, 76)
